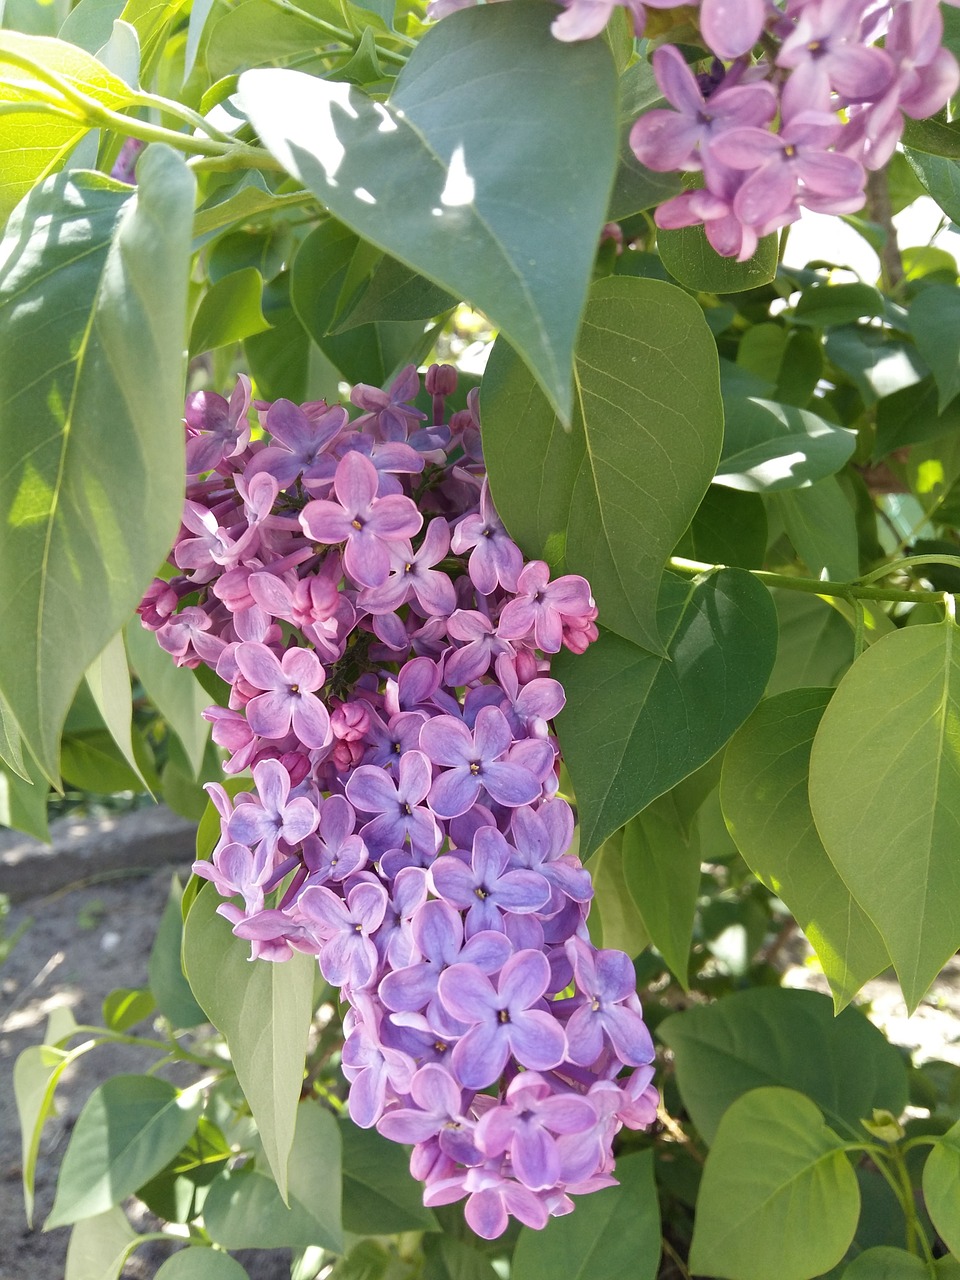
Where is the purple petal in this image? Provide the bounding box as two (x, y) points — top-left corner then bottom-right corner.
(236, 642), (284, 692)
(500, 949), (550, 1010)
(481, 761), (542, 809)
(507, 1010), (566, 1072)
(438, 962), (497, 1024)
(419, 715), (473, 767)
(428, 768), (481, 819)
(452, 1023), (509, 1089)
(347, 766), (398, 815)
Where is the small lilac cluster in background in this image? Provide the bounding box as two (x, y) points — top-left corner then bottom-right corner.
(428, 0), (960, 261)
(139, 364), (658, 1239)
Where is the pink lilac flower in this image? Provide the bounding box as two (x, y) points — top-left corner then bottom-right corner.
(234, 642), (332, 748)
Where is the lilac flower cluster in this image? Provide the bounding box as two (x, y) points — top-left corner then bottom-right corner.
(140, 364), (658, 1238)
(629, 0), (960, 260)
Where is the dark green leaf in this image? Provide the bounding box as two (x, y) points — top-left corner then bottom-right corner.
(905, 148), (960, 223)
(622, 797), (700, 988)
(238, 3), (618, 423)
(555, 569), (777, 856)
(721, 689), (889, 1009)
(793, 282), (884, 328)
(659, 987), (908, 1144)
(689, 1088), (860, 1280)
(585, 825), (650, 956)
(290, 220), (430, 384)
(335, 253), (455, 330)
(60, 728), (145, 794)
(717, 396), (856, 492)
(484, 275), (723, 654)
(182, 885), (316, 1199)
(908, 284), (960, 412)
(47, 1076), (202, 1227)
(340, 1119), (438, 1235)
(825, 328), (926, 407)
(775, 477), (860, 580)
(658, 222), (778, 293)
(608, 60), (682, 220)
(674, 485), (767, 570)
(765, 592), (853, 695)
(203, 1101), (342, 1252)
(903, 117), (960, 160)
(875, 379), (960, 456)
(0, 148), (193, 781)
(809, 616), (960, 1011)
(512, 1151), (660, 1280)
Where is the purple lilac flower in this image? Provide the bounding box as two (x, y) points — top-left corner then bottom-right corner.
(145, 361), (658, 1237)
(234, 642), (332, 748)
(184, 376), (251, 476)
(420, 706), (543, 819)
(439, 949), (567, 1088)
(300, 452), (423, 588)
(564, 936), (656, 1067)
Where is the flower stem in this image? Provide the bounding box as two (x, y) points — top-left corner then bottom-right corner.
(668, 556), (952, 606)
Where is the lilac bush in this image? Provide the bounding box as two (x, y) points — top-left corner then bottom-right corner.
(138, 364), (658, 1238)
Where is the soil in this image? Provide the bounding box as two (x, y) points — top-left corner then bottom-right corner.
(3, 859), (960, 1279)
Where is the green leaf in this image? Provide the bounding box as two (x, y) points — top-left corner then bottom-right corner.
(334, 253), (455, 330)
(826, 328), (926, 408)
(688, 1087), (860, 1280)
(776, 477), (860, 581)
(484, 275), (723, 654)
(155, 1249), (249, 1279)
(64, 1207), (139, 1280)
(675, 485), (767, 570)
(765, 592), (854, 696)
(809, 617), (960, 1010)
(716, 397), (856, 493)
(147, 875), (206, 1029)
(15, 1037), (94, 1225)
(584, 825), (650, 956)
(923, 1116), (960, 1257)
(181, 884), (315, 1199)
(238, 2), (618, 423)
(554, 569), (777, 856)
(793, 282), (885, 328)
(721, 689), (889, 1009)
(60, 727), (146, 794)
(124, 622), (210, 778)
(59, 0), (128, 53)
(0, 750), (49, 840)
(909, 285), (960, 413)
(843, 1249), (930, 1279)
(193, 172), (306, 240)
(0, 32), (136, 221)
(206, 0), (345, 79)
(905, 148), (960, 223)
(621, 797), (700, 988)
(102, 986), (155, 1031)
(658, 222), (778, 293)
(0, 687), (27, 778)
(659, 987), (908, 1145)
(903, 117), (960, 160)
(116, 0), (188, 77)
(203, 1101), (342, 1251)
(47, 1075), (202, 1227)
(340, 1119), (438, 1235)
(289, 219), (430, 385)
(422, 1236), (500, 1280)
(85, 630), (152, 792)
(608, 61), (682, 220)
(188, 267), (271, 357)
(0, 147), (194, 782)
(879, 383), (960, 462)
(512, 1151), (660, 1280)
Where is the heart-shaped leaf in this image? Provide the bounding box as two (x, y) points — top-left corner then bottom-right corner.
(555, 569), (777, 856)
